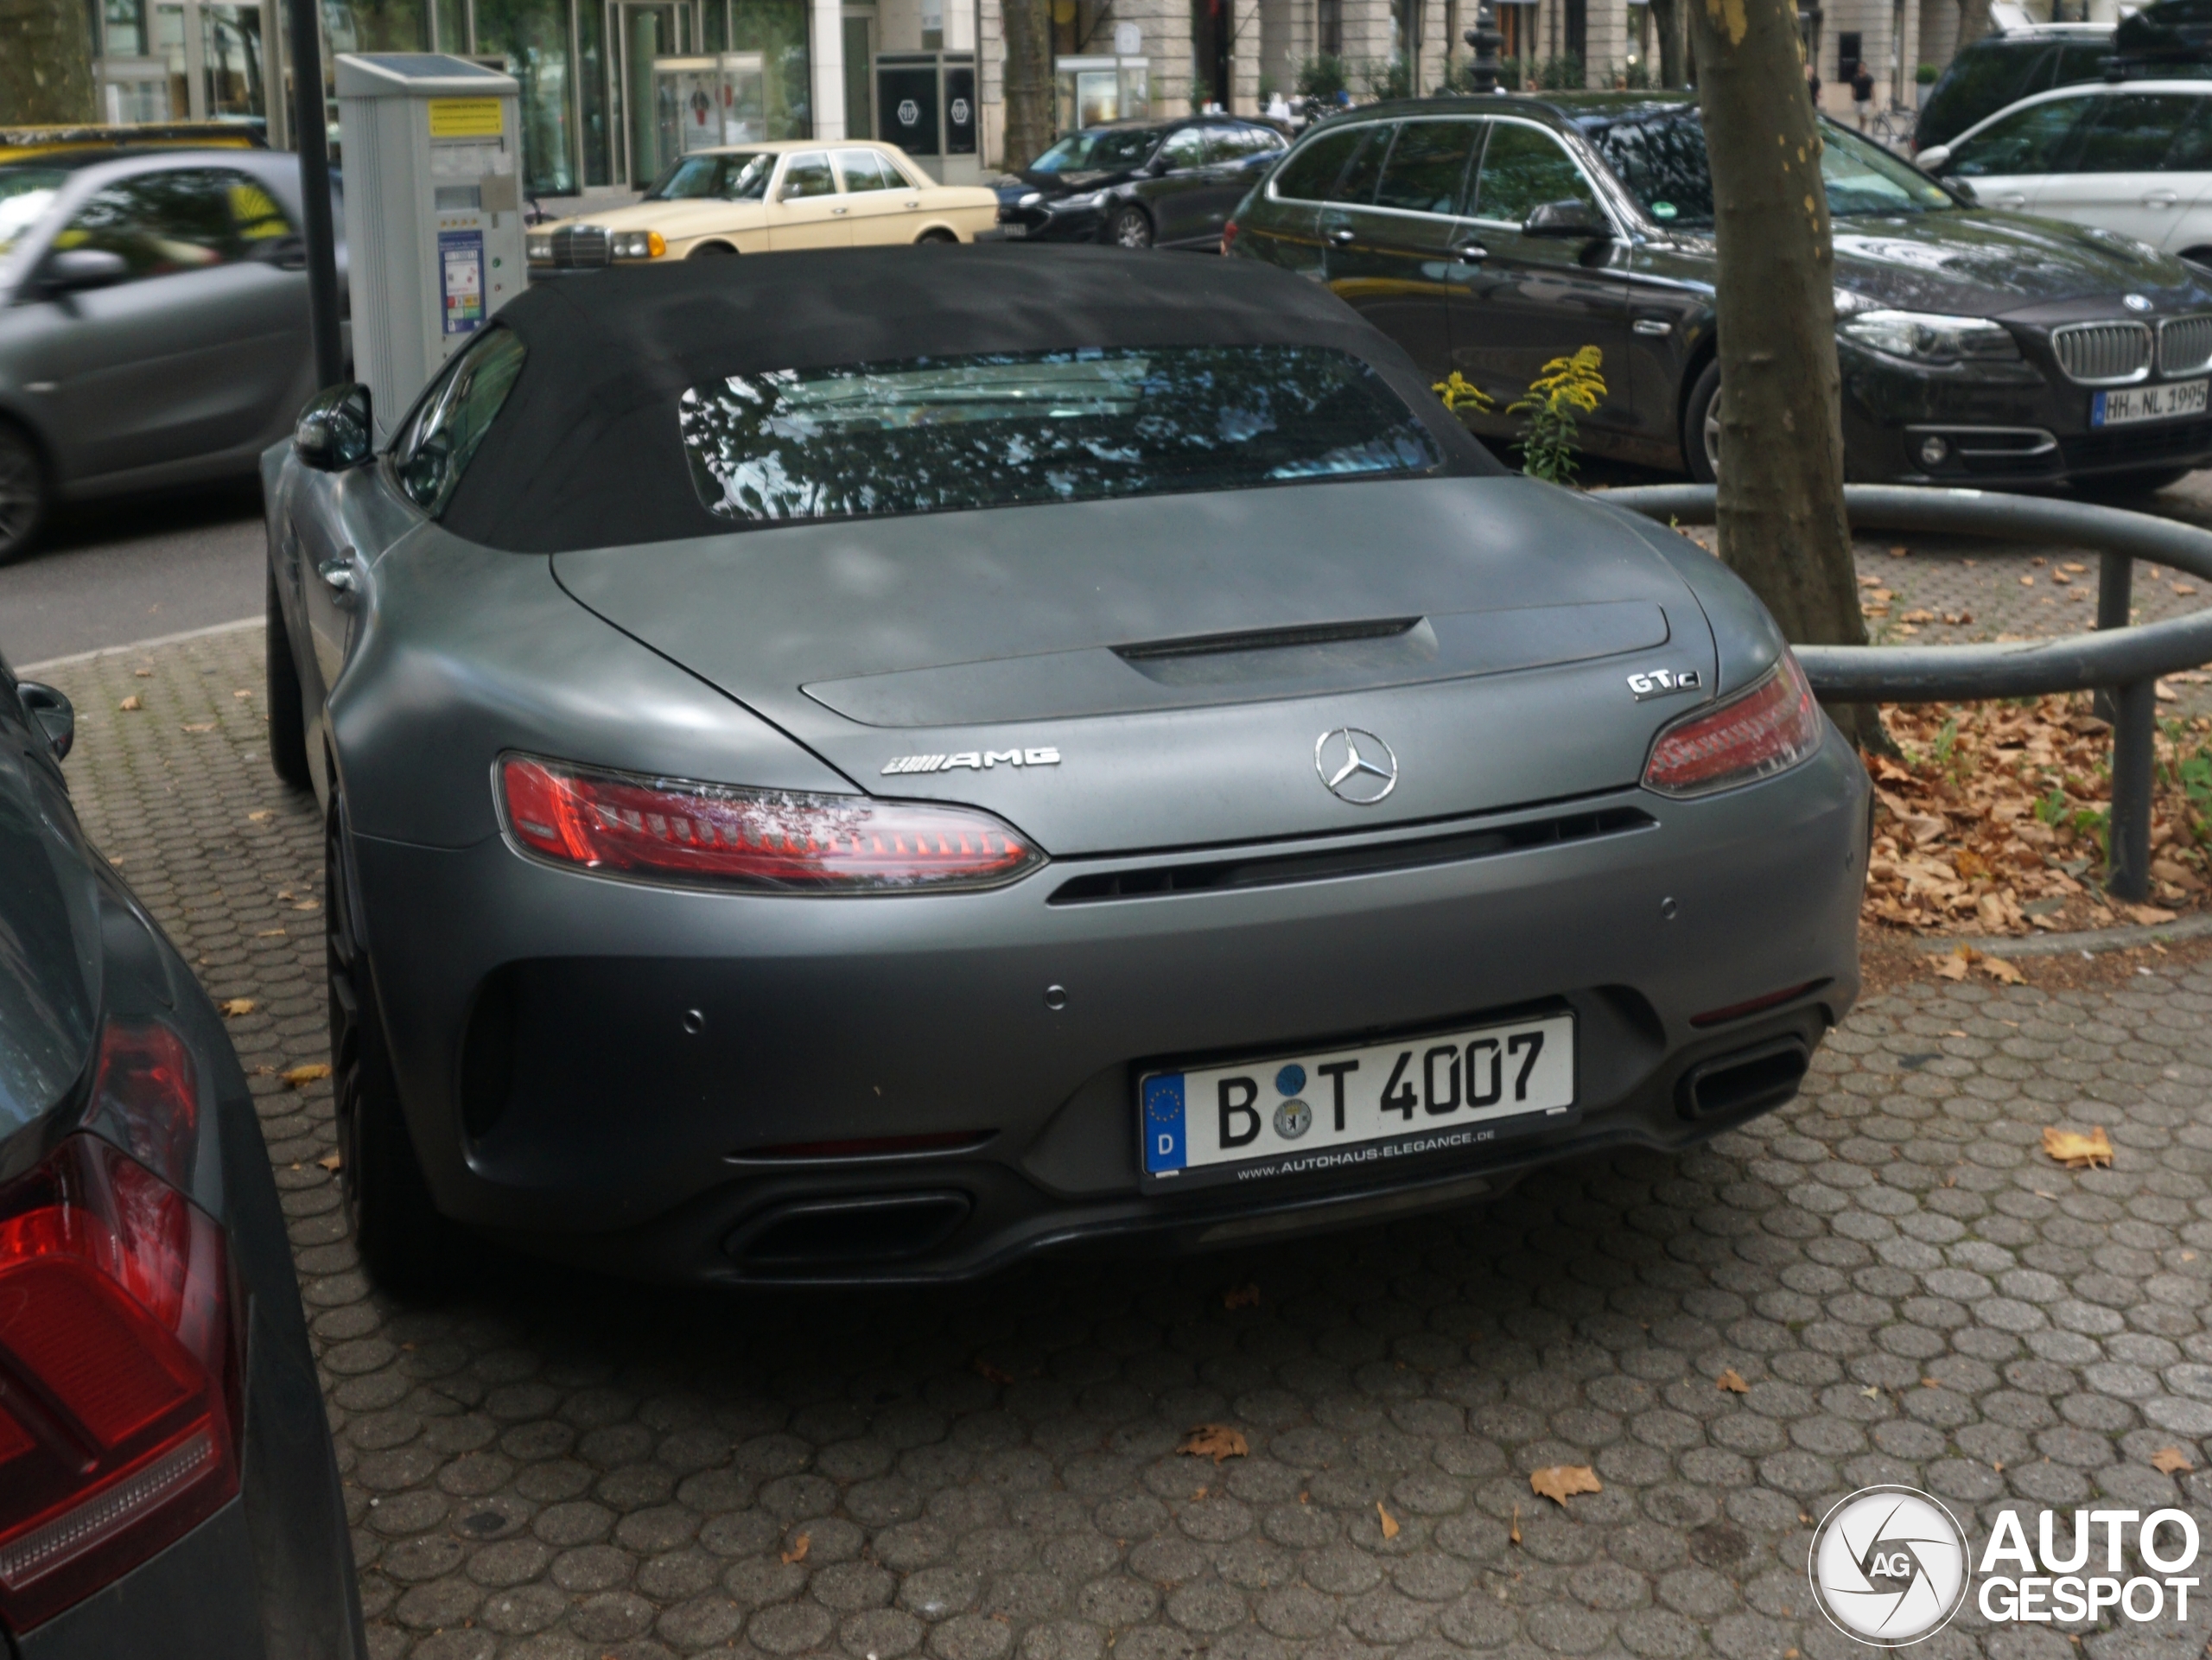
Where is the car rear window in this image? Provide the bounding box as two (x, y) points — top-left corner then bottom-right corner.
(676, 345), (1442, 526)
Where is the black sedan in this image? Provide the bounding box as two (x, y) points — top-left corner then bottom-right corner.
(995, 117), (1286, 249)
(1228, 92), (2212, 493)
(0, 665), (360, 1655)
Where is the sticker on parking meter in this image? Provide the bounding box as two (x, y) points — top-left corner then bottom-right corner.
(440, 230), (484, 336)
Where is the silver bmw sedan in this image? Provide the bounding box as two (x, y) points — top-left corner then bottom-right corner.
(265, 245), (1868, 1291)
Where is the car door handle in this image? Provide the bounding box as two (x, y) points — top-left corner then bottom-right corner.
(1633, 317), (1673, 336)
(318, 556), (359, 599)
(1326, 226), (1356, 245)
(1996, 194), (2028, 207)
(830, 205), (849, 215)
(2145, 190), (2181, 207)
(1450, 242), (1489, 263)
(905, 199), (919, 208)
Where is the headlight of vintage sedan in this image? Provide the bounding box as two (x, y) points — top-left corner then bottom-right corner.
(525, 232), (554, 263)
(610, 229), (667, 260)
(1838, 308), (2019, 364)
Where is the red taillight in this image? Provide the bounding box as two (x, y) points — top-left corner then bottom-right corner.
(1220, 219), (1238, 255)
(1643, 654), (1824, 798)
(0, 1122), (237, 1632)
(499, 754), (1046, 892)
(1690, 979), (1827, 1027)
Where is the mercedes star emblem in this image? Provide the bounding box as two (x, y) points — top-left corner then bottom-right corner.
(1314, 728), (1398, 805)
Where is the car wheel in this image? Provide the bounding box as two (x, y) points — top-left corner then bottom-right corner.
(266, 567), (313, 790)
(327, 793), (449, 1294)
(687, 241), (736, 258)
(1110, 206), (1154, 249)
(915, 228), (958, 245)
(1683, 359), (1721, 485)
(0, 421), (48, 566)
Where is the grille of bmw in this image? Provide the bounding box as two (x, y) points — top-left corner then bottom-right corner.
(549, 226), (610, 268)
(2160, 315), (2212, 378)
(2051, 321), (2152, 385)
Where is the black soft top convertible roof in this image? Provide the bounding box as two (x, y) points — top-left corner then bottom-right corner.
(435, 244), (1501, 553)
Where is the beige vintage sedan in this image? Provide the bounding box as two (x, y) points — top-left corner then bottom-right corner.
(526, 141), (997, 271)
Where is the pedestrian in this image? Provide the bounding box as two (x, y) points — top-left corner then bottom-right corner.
(1806, 66), (1821, 105)
(1851, 59), (1876, 128)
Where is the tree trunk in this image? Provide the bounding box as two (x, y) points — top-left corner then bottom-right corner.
(1650, 0), (1687, 86)
(0, 0), (97, 125)
(1688, 0), (1879, 747)
(999, 0), (1054, 175)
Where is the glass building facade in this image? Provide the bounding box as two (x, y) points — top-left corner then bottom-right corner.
(88, 0), (815, 194)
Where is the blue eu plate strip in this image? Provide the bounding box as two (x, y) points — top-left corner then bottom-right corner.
(1142, 1074), (1187, 1173)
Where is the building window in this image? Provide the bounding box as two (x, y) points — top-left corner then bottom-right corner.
(1836, 27), (1860, 77)
(1318, 0), (1341, 55)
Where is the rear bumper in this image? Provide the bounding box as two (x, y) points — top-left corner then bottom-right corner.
(351, 730), (1869, 1284)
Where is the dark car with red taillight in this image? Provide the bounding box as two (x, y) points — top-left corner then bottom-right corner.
(0, 660), (361, 1656)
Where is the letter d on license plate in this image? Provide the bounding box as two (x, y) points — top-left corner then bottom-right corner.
(1138, 1012), (1576, 1192)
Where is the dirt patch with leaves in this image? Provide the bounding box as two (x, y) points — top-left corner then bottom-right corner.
(1862, 695), (2212, 938)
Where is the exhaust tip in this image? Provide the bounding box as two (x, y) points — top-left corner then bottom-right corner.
(1675, 1037), (1809, 1124)
(728, 1192), (972, 1267)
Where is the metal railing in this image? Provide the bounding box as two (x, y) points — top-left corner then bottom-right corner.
(1599, 483), (2212, 904)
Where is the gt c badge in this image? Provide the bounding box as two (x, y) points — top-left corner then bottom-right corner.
(882, 747), (1059, 775)
(1627, 668), (1702, 702)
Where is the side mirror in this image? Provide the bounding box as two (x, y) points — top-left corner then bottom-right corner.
(16, 682), (73, 762)
(1947, 177), (1980, 206)
(42, 248), (128, 293)
(295, 382), (374, 472)
(1915, 143), (1953, 173)
(1522, 199), (1611, 239)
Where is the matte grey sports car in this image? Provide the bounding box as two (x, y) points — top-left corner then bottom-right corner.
(264, 245), (1868, 1290)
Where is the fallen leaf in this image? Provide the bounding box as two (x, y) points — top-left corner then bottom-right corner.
(1529, 1466), (1602, 1507)
(1223, 1283), (1261, 1310)
(975, 1359), (1015, 1385)
(1993, 1460), (2004, 1472)
(1859, 1385), (1881, 1398)
(781, 1532), (810, 1565)
(118, 696), (143, 711)
(2042, 1125), (2113, 1170)
(181, 722), (214, 733)
(1887, 545), (1909, 558)
(133, 668), (152, 677)
(247, 809), (273, 823)
(256, 928), (287, 938)
(1716, 1369), (1749, 1393)
(2020, 575), (2035, 587)
(1922, 1377), (1940, 1389)
(233, 689), (252, 699)
(1177, 1424), (1249, 1465)
(1510, 1504), (1521, 1545)
(2152, 1447), (2194, 1475)
(1980, 956), (2024, 985)
(283, 1063), (332, 1089)
(316, 1153), (340, 1171)
(1930, 948), (1971, 983)
(2127, 904), (2179, 925)
(1376, 1502), (1400, 1540)
(2176, 582), (2199, 595)
(219, 997), (255, 1017)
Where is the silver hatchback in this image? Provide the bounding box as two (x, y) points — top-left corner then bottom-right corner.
(0, 146), (344, 562)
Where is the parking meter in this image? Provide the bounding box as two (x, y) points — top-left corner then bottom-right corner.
(334, 53), (527, 441)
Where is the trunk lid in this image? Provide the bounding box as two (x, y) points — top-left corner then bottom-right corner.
(552, 476), (1716, 854)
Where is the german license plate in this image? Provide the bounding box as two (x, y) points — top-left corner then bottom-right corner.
(998, 220), (1027, 237)
(1138, 1012), (1576, 1191)
(2093, 378), (2209, 427)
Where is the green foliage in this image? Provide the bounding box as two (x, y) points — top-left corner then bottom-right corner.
(1622, 58), (1653, 88)
(2035, 786), (2069, 826)
(1529, 54), (1585, 90)
(1294, 54), (1349, 99)
(1507, 347), (1607, 484)
(1357, 56), (1413, 100)
(1916, 60), (1938, 83)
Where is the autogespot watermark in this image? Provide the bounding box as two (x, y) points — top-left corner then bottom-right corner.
(1807, 1485), (2203, 1647)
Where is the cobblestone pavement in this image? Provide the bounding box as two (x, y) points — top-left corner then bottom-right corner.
(34, 624), (2212, 1660)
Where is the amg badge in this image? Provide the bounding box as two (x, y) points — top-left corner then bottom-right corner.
(881, 747), (1061, 775)
(1627, 668), (1702, 702)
